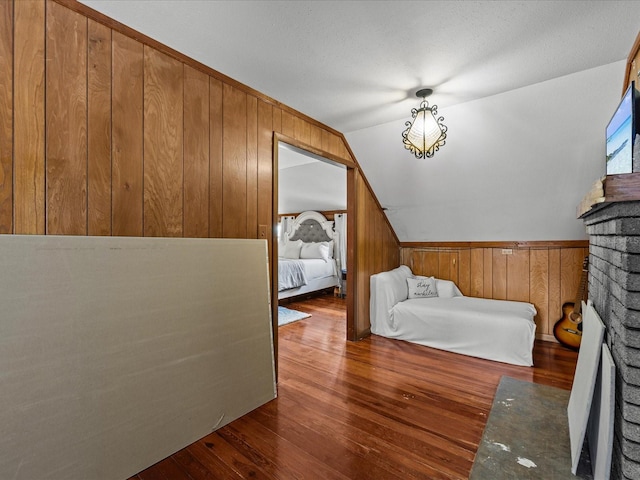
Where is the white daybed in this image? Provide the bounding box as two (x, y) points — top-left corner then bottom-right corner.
(278, 211), (341, 300)
(370, 265), (537, 366)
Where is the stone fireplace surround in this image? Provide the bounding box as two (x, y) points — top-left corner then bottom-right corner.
(582, 201), (640, 479)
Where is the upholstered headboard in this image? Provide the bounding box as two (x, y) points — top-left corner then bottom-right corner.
(287, 211), (335, 244)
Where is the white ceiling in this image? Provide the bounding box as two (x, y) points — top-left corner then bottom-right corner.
(79, 0), (640, 134)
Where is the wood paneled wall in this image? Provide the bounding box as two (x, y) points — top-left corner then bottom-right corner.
(2, 0), (359, 241)
(351, 169), (401, 339)
(1, 0), (401, 341)
(401, 243), (589, 341)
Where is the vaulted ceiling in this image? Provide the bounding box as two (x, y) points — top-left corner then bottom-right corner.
(80, 0), (640, 241)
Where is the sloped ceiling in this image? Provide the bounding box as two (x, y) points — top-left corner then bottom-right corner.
(80, 0), (640, 241)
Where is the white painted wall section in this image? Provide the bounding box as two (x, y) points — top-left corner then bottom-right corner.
(347, 61), (626, 242)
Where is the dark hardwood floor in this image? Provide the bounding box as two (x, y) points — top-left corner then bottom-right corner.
(130, 294), (578, 480)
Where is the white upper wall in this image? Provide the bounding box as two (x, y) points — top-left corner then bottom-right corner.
(346, 60), (626, 242)
(278, 159), (347, 214)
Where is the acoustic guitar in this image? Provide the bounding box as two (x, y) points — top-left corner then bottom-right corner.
(553, 256), (589, 351)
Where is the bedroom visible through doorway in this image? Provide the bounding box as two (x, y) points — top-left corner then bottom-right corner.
(275, 140), (349, 335)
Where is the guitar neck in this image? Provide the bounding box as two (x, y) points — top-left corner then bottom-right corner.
(572, 257), (589, 314)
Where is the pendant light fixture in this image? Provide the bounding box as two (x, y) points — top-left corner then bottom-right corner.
(402, 88), (447, 159)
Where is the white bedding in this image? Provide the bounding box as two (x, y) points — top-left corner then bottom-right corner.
(278, 258), (307, 291)
(277, 211), (342, 299)
(278, 257), (337, 292)
(370, 265), (537, 366)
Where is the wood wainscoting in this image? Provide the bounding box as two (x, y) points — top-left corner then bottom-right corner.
(400, 241), (589, 342)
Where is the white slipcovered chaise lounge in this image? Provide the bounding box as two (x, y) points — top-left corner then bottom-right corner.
(370, 265), (537, 366)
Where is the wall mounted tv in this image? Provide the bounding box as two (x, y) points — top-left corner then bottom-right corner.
(606, 81), (640, 175)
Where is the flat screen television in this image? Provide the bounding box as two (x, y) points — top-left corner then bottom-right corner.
(606, 81), (639, 175)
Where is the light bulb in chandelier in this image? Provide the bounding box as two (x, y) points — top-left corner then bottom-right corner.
(401, 88), (447, 159)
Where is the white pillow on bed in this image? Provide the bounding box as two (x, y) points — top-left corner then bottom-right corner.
(414, 276), (461, 298)
(326, 240), (334, 258)
(407, 276), (438, 299)
(283, 240), (303, 259)
(434, 279), (460, 298)
(300, 241), (331, 262)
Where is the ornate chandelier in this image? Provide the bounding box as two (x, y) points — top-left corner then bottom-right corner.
(402, 88), (447, 159)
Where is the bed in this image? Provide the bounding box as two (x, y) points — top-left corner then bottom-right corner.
(370, 265), (537, 366)
(278, 211), (342, 300)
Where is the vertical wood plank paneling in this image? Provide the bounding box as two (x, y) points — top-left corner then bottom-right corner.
(209, 77), (223, 238)
(309, 124), (323, 151)
(14, 0), (45, 234)
(338, 141), (352, 162)
(560, 247), (584, 306)
(407, 250), (416, 273)
(437, 251), (448, 279)
(143, 46), (184, 237)
(411, 251), (422, 274)
(322, 130), (342, 158)
(483, 248), (493, 297)
(222, 83), (247, 238)
(294, 116), (310, 145)
(438, 251), (454, 281)
(246, 95), (258, 238)
(46, 1), (87, 235)
(0, 0), (13, 233)
(469, 248), (484, 297)
(281, 111), (295, 138)
(374, 205), (384, 274)
(272, 107), (282, 134)
(548, 248), (561, 334)
(355, 171), (368, 338)
(423, 251), (439, 276)
(183, 65), (210, 238)
(112, 30), (143, 236)
(507, 249), (530, 302)
(492, 249), (507, 299)
(530, 249), (550, 336)
(87, 19), (112, 236)
(257, 99), (273, 250)
(352, 166), (400, 339)
(400, 249), (409, 269)
(458, 249), (471, 296)
(346, 168), (356, 340)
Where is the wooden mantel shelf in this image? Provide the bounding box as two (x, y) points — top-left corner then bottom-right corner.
(578, 173), (640, 218)
(604, 172), (640, 202)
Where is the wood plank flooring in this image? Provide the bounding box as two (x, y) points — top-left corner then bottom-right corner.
(130, 294), (578, 480)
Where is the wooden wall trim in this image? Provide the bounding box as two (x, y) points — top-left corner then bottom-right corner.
(52, 0), (348, 143)
(278, 210), (346, 221)
(274, 133), (356, 169)
(401, 240), (589, 249)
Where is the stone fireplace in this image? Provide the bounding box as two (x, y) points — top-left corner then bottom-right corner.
(582, 201), (640, 479)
